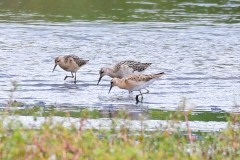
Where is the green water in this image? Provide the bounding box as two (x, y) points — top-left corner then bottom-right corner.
(1, 105), (228, 122)
(0, 0), (239, 23)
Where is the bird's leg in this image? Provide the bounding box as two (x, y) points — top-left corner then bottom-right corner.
(74, 72), (77, 84)
(135, 90), (143, 104)
(64, 72), (74, 80)
(139, 90), (144, 102)
(140, 89), (149, 102)
(128, 90), (132, 98)
(135, 89), (149, 104)
(135, 95), (140, 104)
(128, 90), (133, 96)
(142, 89), (149, 95)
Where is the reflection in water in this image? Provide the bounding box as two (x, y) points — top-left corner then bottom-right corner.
(56, 83), (80, 90)
(100, 104), (149, 120)
(2, 115), (229, 132)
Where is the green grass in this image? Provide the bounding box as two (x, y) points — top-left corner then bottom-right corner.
(0, 110), (239, 159)
(150, 109), (228, 121)
(0, 99), (239, 159)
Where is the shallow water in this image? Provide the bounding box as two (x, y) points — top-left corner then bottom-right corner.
(0, 0), (240, 112)
(3, 116), (228, 132)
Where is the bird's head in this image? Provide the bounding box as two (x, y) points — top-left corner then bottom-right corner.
(53, 56), (61, 72)
(108, 78), (118, 94)
(97, 67), (108, 85)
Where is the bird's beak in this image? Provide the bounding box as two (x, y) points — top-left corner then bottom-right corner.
(52, 64), (57, 72)
(97, 75), (103, 85)
(108, 83), (113, 94)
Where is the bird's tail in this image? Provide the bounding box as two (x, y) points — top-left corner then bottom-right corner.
(153, 72), (165, 78)
(83, 60), (89, 65)
(143, 63), (152, 67)
(137, 63), (152, 72)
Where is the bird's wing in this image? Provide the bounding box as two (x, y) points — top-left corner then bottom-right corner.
(113, 60), (135, 73)
(126, 73), (162, 82)
(68, 55), (88, 67)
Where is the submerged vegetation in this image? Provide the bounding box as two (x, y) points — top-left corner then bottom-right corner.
(1, 100), (229, 121)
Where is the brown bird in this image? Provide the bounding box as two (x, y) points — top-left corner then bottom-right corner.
(53, 54), (89, 83)
(109, 72), (165, 104)
(98, 60), (152, 85)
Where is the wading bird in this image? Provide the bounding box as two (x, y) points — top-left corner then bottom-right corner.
(53, 54), (89, 83)
(108, 72), (165, 104)
(97, 60), (151, 85)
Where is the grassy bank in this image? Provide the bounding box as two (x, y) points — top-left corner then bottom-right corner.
(0, 106), (239, 159)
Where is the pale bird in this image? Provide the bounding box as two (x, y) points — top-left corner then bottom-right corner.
(53, 54), (89, 83)
(108, 72), (165, 104)
(97, 60), (152, 85)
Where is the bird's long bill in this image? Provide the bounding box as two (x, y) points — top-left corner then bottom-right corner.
(97, 76), (103, 85)
(108, 85), (113, 94)
(52, 64), (57, 72)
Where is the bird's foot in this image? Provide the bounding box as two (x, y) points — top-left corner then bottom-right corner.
(135, 95), (143, 104)
(136, 95), (140, 104)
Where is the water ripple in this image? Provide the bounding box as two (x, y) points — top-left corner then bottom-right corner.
(0, 22), (239, 111)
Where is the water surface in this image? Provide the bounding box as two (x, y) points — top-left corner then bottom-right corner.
(0, 0), (239, 112)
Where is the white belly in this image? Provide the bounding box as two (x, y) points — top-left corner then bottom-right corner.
(130, 79), (156, 91)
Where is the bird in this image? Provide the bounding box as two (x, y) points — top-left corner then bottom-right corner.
(52, 54), (89, 83)
(97, 60), (152, 85)
(108, 72), (165, 104)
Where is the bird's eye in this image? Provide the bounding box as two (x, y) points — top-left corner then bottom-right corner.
(57, 60), (60, 62)
(101, 71), (104, 74)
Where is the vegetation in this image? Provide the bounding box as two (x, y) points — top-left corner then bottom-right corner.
(0, 82), (239, 159)
(1, 100), (229, 121)
(0, 106), (239, 159)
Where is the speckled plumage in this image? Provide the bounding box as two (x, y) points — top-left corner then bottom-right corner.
(63, 54), (88, 67)
(53, 54), (89, 83)
(97, 60), (152, 85)
(113, 60), (152, 73)
(109, 72), (165, 104)
(124, 72), (163, 82)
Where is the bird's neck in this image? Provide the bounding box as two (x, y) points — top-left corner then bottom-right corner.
(107, 68), (119, 78)
(115, 79), (127, 89)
